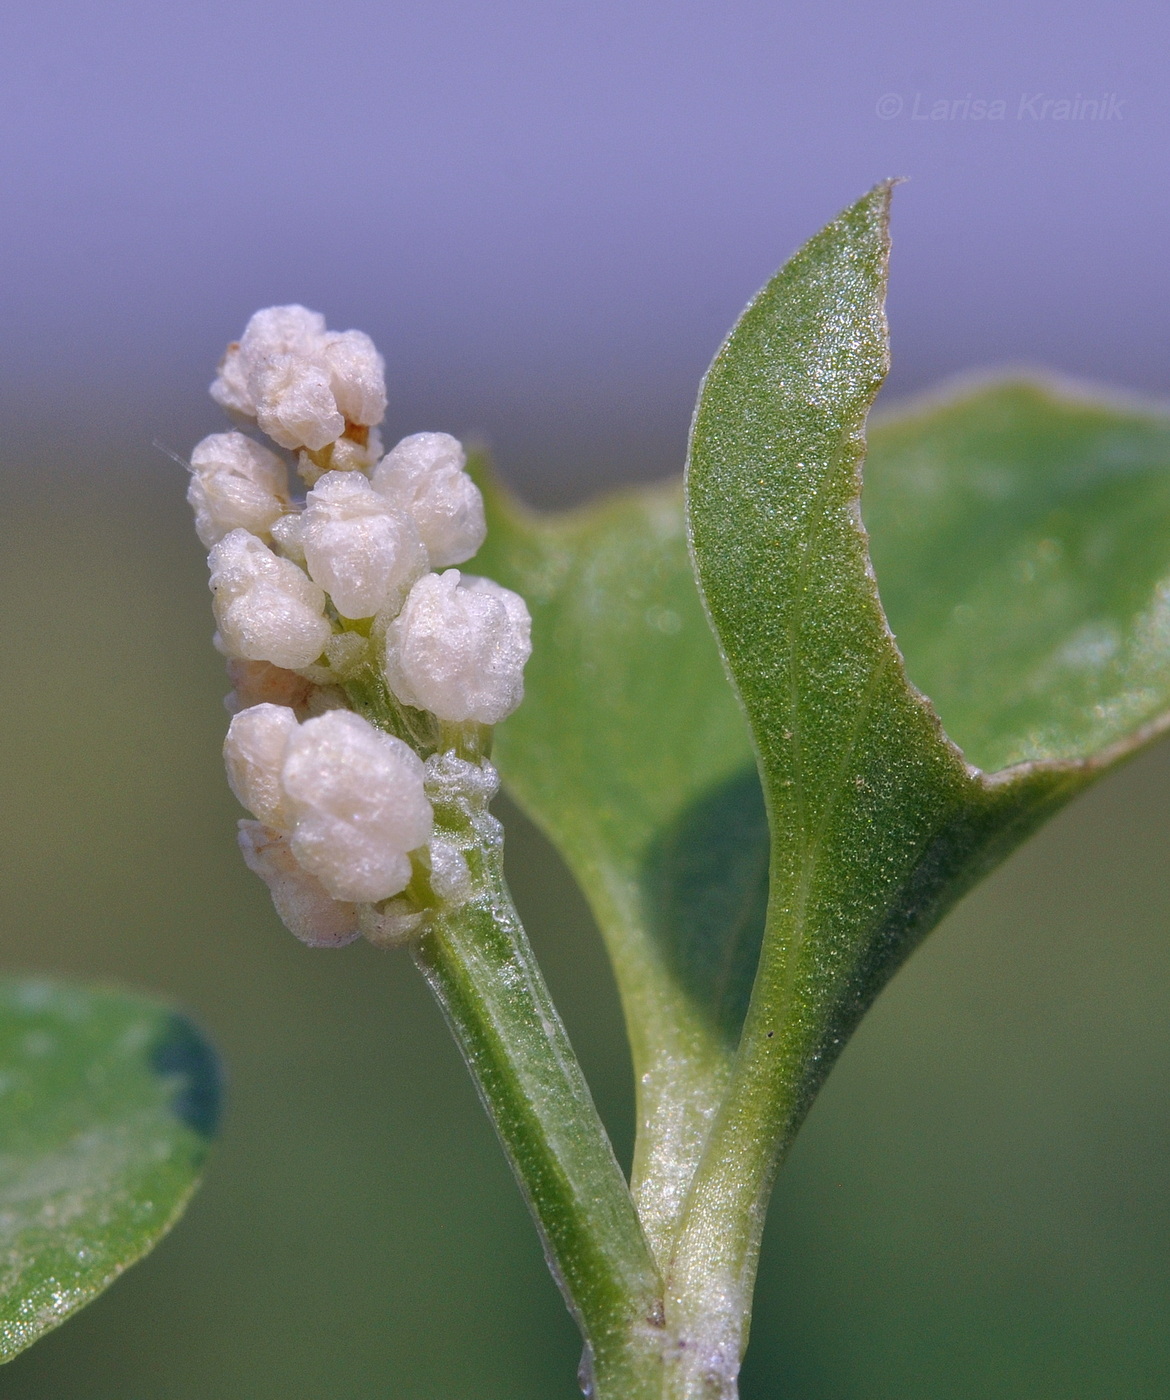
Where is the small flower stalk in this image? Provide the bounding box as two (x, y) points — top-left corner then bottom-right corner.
(189, 305), (532, 950)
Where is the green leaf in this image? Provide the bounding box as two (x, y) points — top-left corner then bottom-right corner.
(864, 376), (1170, 772)
(0, 978), (221, 1362)
(471, 476), (765, 1261)
(669, 181), (1170, 1393)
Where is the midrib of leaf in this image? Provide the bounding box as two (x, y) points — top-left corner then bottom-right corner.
(782, 649), (893, 1034)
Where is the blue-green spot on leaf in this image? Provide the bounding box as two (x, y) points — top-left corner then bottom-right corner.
(150, 1013), (223, 1140)
(0, 978), (220, 1363)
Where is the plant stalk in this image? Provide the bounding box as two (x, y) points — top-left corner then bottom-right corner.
(659, 891), (832, 1400)
(411, 791), (666, 1399)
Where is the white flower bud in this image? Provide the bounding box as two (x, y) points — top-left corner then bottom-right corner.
(383, 570), (531, 724)
(223, 703), (299, 830)
(320, 330), (387, 425)
(238, 821), (360, 947)
(243, 303), (327, 361)
(301, 472), (427, 620)
(209, 529), (332, 669)
(298, 428), (385, 485)
(209, 344), (251, 417)
(280, 710), (432, 903)
(371, 432), (486, 568)
(209, 306), (389, 455)
(331, 427), (384, 472)
(269, 512), (306, 565)
(210, 305), (327, 416)
(187, 431), (290, 548)
(251, 356), (344, 451)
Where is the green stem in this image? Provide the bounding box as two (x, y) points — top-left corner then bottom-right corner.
(573, 864), (738, 1269)
(660, 912), (823, 1400)
(411, 812), (665, 1398)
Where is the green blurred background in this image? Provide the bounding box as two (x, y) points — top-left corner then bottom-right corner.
(1, 444), (1169, 1399)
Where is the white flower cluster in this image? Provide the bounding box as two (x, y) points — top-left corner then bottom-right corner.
(210, 304), (386, 476)
(190, 306), (533, 948)
(228, 706), (432, 945)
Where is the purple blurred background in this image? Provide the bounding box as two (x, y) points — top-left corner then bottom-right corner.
(2, 0), (1165, 502)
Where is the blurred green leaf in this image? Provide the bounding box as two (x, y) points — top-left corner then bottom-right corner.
(0, 979), (220, 1363)
(865, 377), (1170, 773)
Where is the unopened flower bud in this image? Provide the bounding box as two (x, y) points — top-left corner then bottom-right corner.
(223, 703), (299, 830)
(320, 330), (387, 426)
(251, 356), (343, 451)
(383, 570), (531, 724)
(187, 432), (290, 548)
(280, 710), (433, 903)
(298, 428), (385, 485)
(301, 472), (427, 620)
(238, 821), (360, 947)
(209, 304), (388, 454)
(371, 432), (486, 568)
(209, 529), (332, 669)
(269, 512), (307, 564)
(211, 305), (326, 417)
